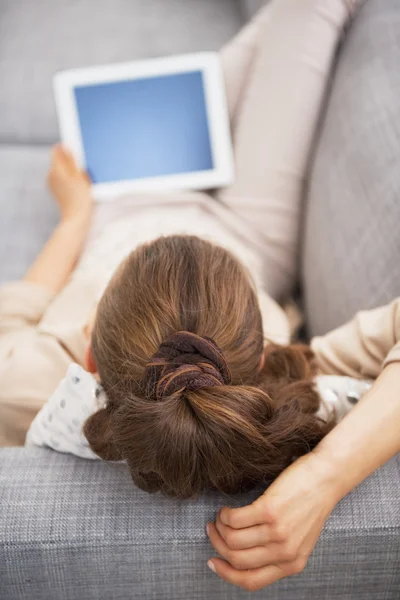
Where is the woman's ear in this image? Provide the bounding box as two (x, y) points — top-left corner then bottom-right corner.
(84, 343), (98, 374)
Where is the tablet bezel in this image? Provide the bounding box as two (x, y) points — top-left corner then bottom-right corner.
(53, 52), (234, 201)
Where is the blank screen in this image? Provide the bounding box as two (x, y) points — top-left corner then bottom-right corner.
(74, 71), (214, 183)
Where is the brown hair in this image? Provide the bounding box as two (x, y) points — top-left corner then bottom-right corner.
(84, 236), (331, 499)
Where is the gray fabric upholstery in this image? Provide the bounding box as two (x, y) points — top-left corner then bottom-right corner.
(302, 0), (400, 336)
(0, 145), (58, 283)
(241, 0), (267, 20)
(1, 0), (400, 599)
(0, 0), (242, 145)
(0, 448), (399, 600)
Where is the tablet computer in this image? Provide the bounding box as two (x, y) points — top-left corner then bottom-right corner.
(53, 53), (234, 201)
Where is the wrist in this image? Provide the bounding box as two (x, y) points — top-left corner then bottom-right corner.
(300, 438), (354, 512)
(57, 213), (92, 251)
(312, 362), (400, 504)
(60, 209), (92, 230)
(308, 444), (349, 507)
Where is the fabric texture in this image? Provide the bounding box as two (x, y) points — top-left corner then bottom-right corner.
(311, 297), (400, 378)
(303, 0), (400, 336)
(0, 277), (103, 447)
(0, 447), (399, 600)
(0, 0), (242, 145)
(25, 364), (101, 460)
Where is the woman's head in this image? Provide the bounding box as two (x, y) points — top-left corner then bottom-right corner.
(84, 235), (331, 498)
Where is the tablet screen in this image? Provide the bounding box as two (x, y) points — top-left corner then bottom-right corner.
(74, 71), (214, 183)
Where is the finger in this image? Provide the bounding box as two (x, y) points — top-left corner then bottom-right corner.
(52, 145), (78, 174)
(81, 169), (92, 184)
(51, 143), (63, 155)
(218, 496), (274, 530)
(61, 146), (78, 171)
(51, 144), (68, 172)
(215, 516), (274, 550)
(207, 559), (286, 592)
(207, 523), (285, 570)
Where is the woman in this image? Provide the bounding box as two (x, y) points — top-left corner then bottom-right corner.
(0, 0), (360, 446)
(2, 0), (397, 583)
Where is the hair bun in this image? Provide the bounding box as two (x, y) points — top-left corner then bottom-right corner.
(145, 331), (231, 400)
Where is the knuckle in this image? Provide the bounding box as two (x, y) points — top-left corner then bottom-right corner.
(263, 498), (278, 523)
(229, 555), (245, 570)
(274, 524), (288, 542)
(281, 541), (298, 562)
(219, 508), (231, 527)
(290, 557), (307, 575)
(257, 523), (269, 542)
(243, 578), (262, 592)
(225, 531), (241, 551)
(226, 513), (239, 529)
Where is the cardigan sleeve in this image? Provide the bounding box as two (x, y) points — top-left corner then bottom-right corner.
(311, 298), (400, 379)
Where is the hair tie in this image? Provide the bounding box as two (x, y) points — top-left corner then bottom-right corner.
(144, 331), (231, 400)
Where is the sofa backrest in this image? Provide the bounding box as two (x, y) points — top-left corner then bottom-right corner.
(0, 0), (242, 145)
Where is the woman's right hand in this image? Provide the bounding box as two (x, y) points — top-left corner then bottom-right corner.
(47, 144), (93, 223)
(207, 450), (341, 592)
(207, 362), (400, 592)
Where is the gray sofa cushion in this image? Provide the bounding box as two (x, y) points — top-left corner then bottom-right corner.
(0, 145), (57, 284)
(302, 0), (400, 336)
(0, 0), (242, 145)
(0, 448), (399, 600)
(241, 0), (267, 20)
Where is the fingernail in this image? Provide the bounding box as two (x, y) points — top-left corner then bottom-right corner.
(207, 560), (216, 573)
(206, 523), (211, 536)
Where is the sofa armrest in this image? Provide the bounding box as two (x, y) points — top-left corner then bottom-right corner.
(0, 448), (399, 599)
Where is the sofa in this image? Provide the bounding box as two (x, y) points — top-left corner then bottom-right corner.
(0, 1), (399, 599)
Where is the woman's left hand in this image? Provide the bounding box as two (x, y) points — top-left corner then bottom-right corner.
(207, 450), (339, 592)
(23, 145), (94, 294)
(47, 144), (93, 223)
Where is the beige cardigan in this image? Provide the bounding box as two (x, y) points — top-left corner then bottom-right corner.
(0, 277), (399, 447)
